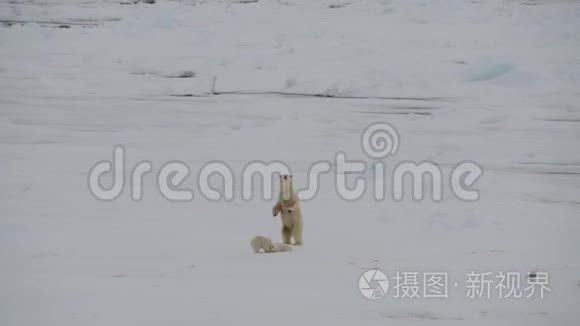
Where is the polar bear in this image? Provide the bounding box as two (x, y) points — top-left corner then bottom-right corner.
(273, 242), (293, 252)
(272, 174), (303, 245)
(250, 236), (293, 253)
(250, 235), (276, 253)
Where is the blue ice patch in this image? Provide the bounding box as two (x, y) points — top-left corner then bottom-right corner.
(468, 62), (515, 82)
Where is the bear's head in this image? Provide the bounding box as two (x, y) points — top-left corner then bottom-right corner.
(279, 174), (294, 201)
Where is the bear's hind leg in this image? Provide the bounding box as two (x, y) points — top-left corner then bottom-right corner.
(292, 223), (303, 245)
(282, 227), (292, 244)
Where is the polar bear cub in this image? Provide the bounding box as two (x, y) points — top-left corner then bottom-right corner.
(250, 235), (276, 253)
(250, 236), (293, 253)
(273, 242), (293, 252)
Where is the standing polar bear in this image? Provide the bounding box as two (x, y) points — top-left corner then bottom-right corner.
(272, 174), (303, 245)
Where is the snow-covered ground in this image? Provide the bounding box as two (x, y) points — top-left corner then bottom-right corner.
(1, 0), (580, 325)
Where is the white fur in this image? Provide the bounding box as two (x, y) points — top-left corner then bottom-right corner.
(281, 177), (291, 200)
(250, 235), (275, 253)
(273, 242), (293, 252)
(272, 175), (304, 245)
